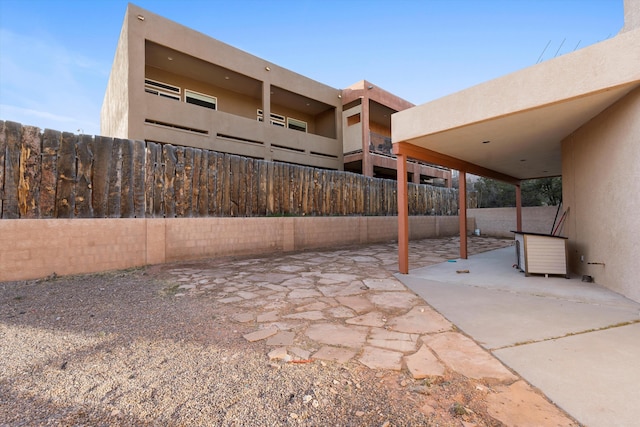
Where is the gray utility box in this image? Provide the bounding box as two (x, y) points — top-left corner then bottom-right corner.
(513, 231), (568, 278)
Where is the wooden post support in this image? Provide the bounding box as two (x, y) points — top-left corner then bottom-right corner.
(516, 184), (523, 232)
(397, 153), (409, 274)
(459, 170), (468, 259)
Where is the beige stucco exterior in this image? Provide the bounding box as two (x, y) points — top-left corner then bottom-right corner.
(392, 1), (640, 302)
(101, 4), (344, 170)
(562, 87), (640, 301)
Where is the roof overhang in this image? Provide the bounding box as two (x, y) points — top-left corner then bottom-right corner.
(392, 27), (640, 182)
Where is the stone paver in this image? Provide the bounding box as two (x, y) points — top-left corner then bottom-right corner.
(165, 236), (574, 425)
(243, 326), (279, 342)
(266, 331), (295, 346)
(486, 380), (576, 427)
(345, 311), (386, 327)
(423, 332), (517, 381)
(306, 323), (368, 347)
(358, 346), (403, 370)
(405, 344), (445, 379)
(387, 306), (452, 334)
(313, 346), (357, 364)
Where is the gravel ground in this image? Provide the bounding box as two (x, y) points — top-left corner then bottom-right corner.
(1, 239), (514, 426)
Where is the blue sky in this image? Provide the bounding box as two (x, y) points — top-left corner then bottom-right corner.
(0, 0), (624, 136)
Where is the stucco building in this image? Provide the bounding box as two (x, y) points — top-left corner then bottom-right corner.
(101, 4), (451, 185)
(342, 80), (451, 186)
(101, 4), (344, 171)
(392, 0), (640, 302)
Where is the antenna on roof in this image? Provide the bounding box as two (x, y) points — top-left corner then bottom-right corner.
(553, 38), (566, 57)
(536, 40), (551, 64)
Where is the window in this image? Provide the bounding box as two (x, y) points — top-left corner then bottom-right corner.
(257, 109), (286, 127)
(144, 78), (180, 101)
(287, 117), (307, 133)
(347, 113), (361, 126)
(185, 90), (217, 110)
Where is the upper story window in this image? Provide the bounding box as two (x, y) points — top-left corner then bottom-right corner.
(287, 117), (307, 133)
(185, 89), (217, 110)
(257, 109), (286, 127)
(145, 78), (180, 101)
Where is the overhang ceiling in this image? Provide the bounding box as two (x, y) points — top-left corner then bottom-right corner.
(392, 26), (640, 182)
(145, 41), (333, 116)
(400, 84), (638, 180)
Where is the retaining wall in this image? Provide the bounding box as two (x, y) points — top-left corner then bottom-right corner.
(0, 215), (458, 282)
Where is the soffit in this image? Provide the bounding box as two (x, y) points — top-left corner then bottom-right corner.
(146, 41), (332, 116)
(399, 84), (637, 180)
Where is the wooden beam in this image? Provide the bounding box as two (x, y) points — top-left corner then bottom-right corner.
(515, 184), (523, 232)
(459, 170), (468, 259)
(397, 153), (409, 274)
(393, 141), (521, 186)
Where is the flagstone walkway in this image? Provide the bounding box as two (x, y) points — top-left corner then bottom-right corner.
(164, 236), (577, 426)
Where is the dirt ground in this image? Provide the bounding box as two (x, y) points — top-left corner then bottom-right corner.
(1, 238), (562, 426)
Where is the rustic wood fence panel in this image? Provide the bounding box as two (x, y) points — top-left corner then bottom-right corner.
(0, 121), (463, 219)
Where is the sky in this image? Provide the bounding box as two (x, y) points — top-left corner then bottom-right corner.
(0, 0), (624, 136)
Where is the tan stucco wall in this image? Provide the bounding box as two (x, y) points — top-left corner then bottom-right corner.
(102, 4), (343, 170)
(343, 105), (363, 154)
(100, 12), (130, 138)
(562, 87), (640, 302)
(468, 206), (561, 238)
(0, 216), (459, 282)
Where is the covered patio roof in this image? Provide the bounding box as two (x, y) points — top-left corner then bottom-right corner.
(392, 27), (640, 181)
(391, 26), (640, 273)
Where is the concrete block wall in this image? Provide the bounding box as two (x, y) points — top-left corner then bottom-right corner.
(467, 206), (560, 238)
(0, 215), (459, 282)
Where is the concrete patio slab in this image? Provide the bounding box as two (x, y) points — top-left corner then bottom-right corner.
(494, 323), (640, 427)
(398, 245), (640, 427)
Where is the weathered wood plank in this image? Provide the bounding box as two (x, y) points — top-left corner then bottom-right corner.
(162, 144), (176, 218)
(191, 148), (202, 216)
(174, 146), (186, 217)
(106, 138), (123, 218)
(257, 160), (267, 216)
(183, 147), (194, 217)
(120, 139), (134, 218)
(0, 121), (5, 216)
(2, 121), (21, 218)
(74, 135), (93, 218)
(214, 152), (225, 216)
(207, 151), (219, 216)
(90, 136), (111, 217)
(266, 161), (275, 215)
(55, 132), (76, 218)
(196, 149), (208, 217)
(19, 125), (41, 218)
(148, 142), (164, 217)
(281, 163), (290, 215)
(221, 153), (231, 216)
(132, 140), (146, 218)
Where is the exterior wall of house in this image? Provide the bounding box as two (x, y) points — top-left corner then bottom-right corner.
(0, 216), (459, 282)
(562, 87), (640, 302)
(343, 105), (363, 154)
(101, 4), (343, 170)
(100, 12), (130, 138)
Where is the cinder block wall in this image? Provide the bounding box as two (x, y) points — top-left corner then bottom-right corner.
(0, 215), (459, 282)
(468, 206), (560, 238)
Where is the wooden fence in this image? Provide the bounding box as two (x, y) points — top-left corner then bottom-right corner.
(0, 121), (461, 219)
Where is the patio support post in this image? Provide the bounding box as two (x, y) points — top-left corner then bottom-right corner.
(459, 170), (468, 259)
(361, 98), (373, 178)
(515, 183), (522, 232)
(397, 153), (409, 274)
